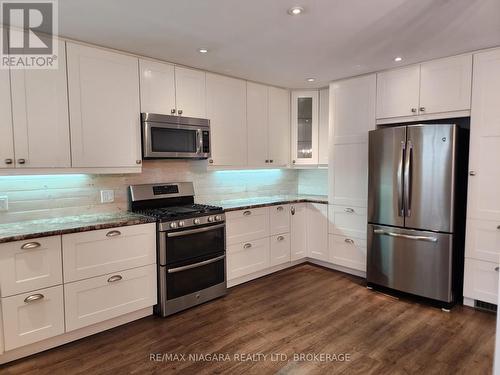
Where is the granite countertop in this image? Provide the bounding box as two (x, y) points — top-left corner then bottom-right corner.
(198, 195), (328, 212)
(0, 212), (156, 244)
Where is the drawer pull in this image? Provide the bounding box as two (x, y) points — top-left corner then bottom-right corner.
(277, 236), (285, 241)
(107, 275), (123, 283)
(277, 206), (284, 211)
(497, 225), (500, 230)
(243, 210), (252, 216)
(21, 242), (41, 250)
(24, 293), (44, 303)
(106, 230), (122, 237)
(345, 238), (355, 244)
(243, 243), (252, 249)
(495, 267), (499, 272)
(344, 208), (355, 213)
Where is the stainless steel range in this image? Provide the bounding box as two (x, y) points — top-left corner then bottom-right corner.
(129, 182), (227, 317)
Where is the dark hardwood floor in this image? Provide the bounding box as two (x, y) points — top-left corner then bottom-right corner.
(1, 264), (496, 374)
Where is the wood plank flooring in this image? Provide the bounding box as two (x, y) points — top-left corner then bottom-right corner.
(1, 264), (496, 374)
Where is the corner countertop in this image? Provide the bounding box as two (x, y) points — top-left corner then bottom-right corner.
(0, 212), (156, 244)
(198, 195), (328, 212)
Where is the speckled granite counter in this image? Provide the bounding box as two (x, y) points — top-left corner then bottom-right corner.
(198, 195), (328, 212)
(0, 212), (156, 244)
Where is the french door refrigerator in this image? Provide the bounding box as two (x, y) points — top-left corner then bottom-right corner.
(367, 124), (468, 306)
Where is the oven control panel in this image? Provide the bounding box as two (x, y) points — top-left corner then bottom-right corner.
(159, 213), (226, 232)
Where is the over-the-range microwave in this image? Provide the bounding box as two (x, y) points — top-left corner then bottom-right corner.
(141, 113), (211, 159)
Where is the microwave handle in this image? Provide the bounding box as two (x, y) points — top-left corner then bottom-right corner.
(196, 129), (203, 154)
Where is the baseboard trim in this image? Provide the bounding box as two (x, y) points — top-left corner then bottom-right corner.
(307, 258), (366, 278)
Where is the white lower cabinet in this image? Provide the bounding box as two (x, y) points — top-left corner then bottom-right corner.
(269, 204), (290, 235)
(64, 264), (156, 332)
(307, 203), (329, 262)
(270, 234), (291, 266)
(227, 238), (270, 280)
(1, 286), (64, 350)
(329, 234), (367, 272)
(226, 207), (270, 245)
(291, 204), (308, 261)
(465, 219), (500, 263)
(328, 205), (367, 240)
(464, 258), (499, 305)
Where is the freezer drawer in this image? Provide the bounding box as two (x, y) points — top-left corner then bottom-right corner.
(367, 224), (453, 302)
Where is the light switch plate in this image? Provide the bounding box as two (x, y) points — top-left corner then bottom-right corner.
(100, 190), (114, 204)
(0, 196), (8, 211)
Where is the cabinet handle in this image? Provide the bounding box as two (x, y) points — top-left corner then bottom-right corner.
(24, 293), (44, 303)
(107, 275), (123, 283)
(209, 159), (214, 164)
(243, 243), (252, 249)
(136, 160), (142, 165)
(292, 160), (296, 164)
(265, 160), (269, 163)
(178, 109), (183, 115)
(243, 210), (251, 216)
(345, 238), (355, 244)
(277, 236), (285, 241)
(411, 108), (417, 113)
(495, 267), (499, 272)
(469, 171), (476, 176)
(4, 158), (13, 165)
(17, 158), (26, 165)
(277, 206), (284, 211)
(291, 206), (296, 215)
(106, 230), (121, 237)
(171, 109), (176, 114)
(497, 225), (500, 230)
(419, 107), (426, 112)
(270, 160), (274, 163)
(344, 208), (355, 213)
(21, 242), (41, 250)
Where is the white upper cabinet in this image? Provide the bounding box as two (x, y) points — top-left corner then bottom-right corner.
(291, 90), (319, 165)
(67, 43), (141, 168)
(467, 49), (500, 222)
(318, 88), (329, 165)
(206, 73), (247, 166)
(376, 65), (420, 119)
(174, 66), (206, 118)
(10, 39), (70, 168)
(247, 82), (269, 166)
(268, 87), (290, 167)
(139, 59), (176, 115)
(331, 74), (376, 144)
(0, 55), (14, 169)
(419, 55), (472, 114)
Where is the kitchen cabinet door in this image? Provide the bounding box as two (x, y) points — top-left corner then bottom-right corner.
(376, 65), (420, 119)
(206, 73), (247, 166)
(463, 258), (499, 305)
(329, 234), (367, 272)
(227, 238), (270, 280)
(318, 88), (329, 165)
(175, 66), (206, 118)
(465, 219), (500, 264)
(10, 39), (70, 168)
(291, 90), (319, 165)
(419, 54), (472, 114)
(290, 203), (308, 260)
(268, 87), (290, 166)
(139, 59), (176, 115)
(67, 43), (141, 168)
(269, 204), (290, 235)
(467, 49), (500, 222)
(330, 74), (376, 144)
(307, 203), (329, 261)
(0, 55), (14, 169)
(270, 233), (291, 266)
(247, 82), (269, 166)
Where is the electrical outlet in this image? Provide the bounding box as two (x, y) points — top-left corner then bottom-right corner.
(0, 196), (8, 212)
(100, 190), (114, 204)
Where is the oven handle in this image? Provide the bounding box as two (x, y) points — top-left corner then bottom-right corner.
(167, 255), (226, 274)
(167, 223), (225, 237)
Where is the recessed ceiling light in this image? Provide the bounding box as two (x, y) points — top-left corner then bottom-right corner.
(306, 78), (315, 82)
(394, 56), (403, 62)
(198, 48), (209, 54)
(288, 6), (304, 15)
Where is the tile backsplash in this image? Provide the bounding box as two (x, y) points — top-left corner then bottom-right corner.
(0, 161), (301, 223)
(297, 169), (328, 196)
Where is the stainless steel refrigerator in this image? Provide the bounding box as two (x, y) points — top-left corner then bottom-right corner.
(367, 123), (468, 305)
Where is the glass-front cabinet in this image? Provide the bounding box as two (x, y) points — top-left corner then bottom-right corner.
(291, 90), (319, 165)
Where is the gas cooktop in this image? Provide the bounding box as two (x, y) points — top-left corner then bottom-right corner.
(135, 203), (223, 221)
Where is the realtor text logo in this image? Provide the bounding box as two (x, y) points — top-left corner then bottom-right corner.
(1, 0), (58, 69)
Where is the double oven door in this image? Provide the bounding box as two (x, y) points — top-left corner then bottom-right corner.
(157, 222), (226, 316)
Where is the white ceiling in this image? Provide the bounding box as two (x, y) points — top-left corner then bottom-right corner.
(57, 0), (500, 88)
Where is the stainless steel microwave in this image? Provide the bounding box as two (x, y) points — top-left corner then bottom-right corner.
(141, 113), (211, 159)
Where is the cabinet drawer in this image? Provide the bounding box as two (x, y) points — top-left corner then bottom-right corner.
(329, 234), (367, 272)
(0, 236), (62, 297)
(465, 219), (500, 263)
(64, 264), (157, 332)
(269, 204), (290, 235)
(328, 205), (367, 239)
(227, 238), (270, 280)
(2, 285), (64, 350)
(62, 223), (156, 282)
(226, 207), (270, 245)
(463, 258), (499, 304)
(270, 233), (291, 267)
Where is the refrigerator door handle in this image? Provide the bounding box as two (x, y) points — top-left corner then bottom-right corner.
(373, 229), (438, 243)
(397, 141), (406, 217)
(404, 140), (413, 217)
